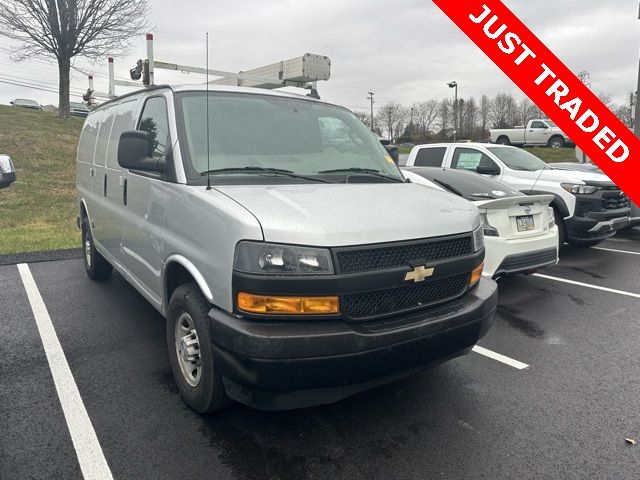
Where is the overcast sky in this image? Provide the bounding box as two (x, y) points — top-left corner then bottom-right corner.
(0, 0), (637, 110)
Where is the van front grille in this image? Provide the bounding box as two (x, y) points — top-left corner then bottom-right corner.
(335, 235), (472, 274)
(343, 274), (469, 320)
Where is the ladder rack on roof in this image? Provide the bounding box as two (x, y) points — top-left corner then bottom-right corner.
(84, 33), (331, 104)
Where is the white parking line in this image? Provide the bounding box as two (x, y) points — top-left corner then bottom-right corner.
(592, 246), (640, 256)
(17, 264), (114, 480)
(533, 273), (640, 299)
(472, 345), (529, 370)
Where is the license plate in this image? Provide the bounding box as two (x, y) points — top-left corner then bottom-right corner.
(516, 215), (535, 232)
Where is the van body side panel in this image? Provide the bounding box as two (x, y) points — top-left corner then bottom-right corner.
(76, 110), (103, 228)
(162, 184), (264, 313)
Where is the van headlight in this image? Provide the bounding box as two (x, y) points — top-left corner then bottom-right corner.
(472, 225), (485, 252)
(234, 241), (334, 275)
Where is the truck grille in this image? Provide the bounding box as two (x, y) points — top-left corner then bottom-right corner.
(335, 235), (472, 274)
(343, 273), (469, 320)
(603, 191), (629, 210)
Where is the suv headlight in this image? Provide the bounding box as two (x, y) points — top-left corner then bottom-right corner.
(234, 241), (334, 275)
(472, 225), (485, 252)
(561, 183), (599, 195)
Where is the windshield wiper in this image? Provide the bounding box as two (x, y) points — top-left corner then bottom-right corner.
(318, 167), (405, 183)
(200, 166), (330, 183)
(431, 178), (464, 197)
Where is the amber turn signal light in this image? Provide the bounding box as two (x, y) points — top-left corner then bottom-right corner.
(237, 292), (340, 315)
(470, 262), (484, 286)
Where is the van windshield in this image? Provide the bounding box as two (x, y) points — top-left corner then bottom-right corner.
(175, 91), (403, 184)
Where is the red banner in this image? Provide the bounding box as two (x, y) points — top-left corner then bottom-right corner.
(432, 0), (639, 205)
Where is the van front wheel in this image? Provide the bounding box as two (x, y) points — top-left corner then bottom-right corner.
(81, 218), (112, 280)
(167, 283), (230, 413)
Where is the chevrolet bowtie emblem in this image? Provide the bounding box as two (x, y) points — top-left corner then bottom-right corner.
(404, 265), (435, 283)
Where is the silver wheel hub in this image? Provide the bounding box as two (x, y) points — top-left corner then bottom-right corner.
(175, 312), (202, 387)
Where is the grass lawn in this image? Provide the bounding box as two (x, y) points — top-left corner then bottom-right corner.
(0, 104), (84, 255)
(523, 146), (576, 163)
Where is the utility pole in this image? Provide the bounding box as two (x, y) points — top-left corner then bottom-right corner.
(577, 70), (591, 88)
(367, 91), (375, 132)
(448, 81), (458, 142)
(635, 1), (640, 137)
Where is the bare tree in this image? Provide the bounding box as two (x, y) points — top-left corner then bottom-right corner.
(353, 111), (371, 127)
(377, 101), (406, 141)
(613, 91), (635, 127)
(413, 99), (439, 136)
(489, 93), (518, 128)
(437, 98), (452, 135)
(479, 94), (490, 137)
(0, 0), (150, 117)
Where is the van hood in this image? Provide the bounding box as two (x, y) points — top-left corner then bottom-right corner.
(214, 183), (479, 247)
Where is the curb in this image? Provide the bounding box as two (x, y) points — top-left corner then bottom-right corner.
(0, 248), (83, 266)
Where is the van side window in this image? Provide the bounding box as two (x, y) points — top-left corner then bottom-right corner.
(138, 97), (170, 159)
(77, 110), (103, 165)
(414, 147), (446, 167)
(451, 148), (497, 172)
(94, 107), (116, 168)
(106, 100), (137, 170)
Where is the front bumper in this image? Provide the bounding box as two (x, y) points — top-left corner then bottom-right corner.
(566, 210), (631, 242)
(208, 278), (498, 410)
(483, 227), (558, 278)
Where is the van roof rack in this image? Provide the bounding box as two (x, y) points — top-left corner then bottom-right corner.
(84, 34), (331, 104)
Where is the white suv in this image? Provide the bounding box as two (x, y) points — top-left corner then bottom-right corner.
(405, 143), (631, 247)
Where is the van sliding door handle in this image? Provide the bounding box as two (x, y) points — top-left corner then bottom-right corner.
(123, 179), (128, 206)
(103, 174), (107, 197)
(89, 167), (96, 177)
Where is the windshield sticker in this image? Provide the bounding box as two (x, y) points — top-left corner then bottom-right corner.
(457, 152), (483, 170)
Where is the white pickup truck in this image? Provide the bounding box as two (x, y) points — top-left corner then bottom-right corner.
(490, 119), (572, 148)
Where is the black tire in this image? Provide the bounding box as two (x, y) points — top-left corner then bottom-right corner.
(567, 239), (606, 248)
(81, 217), (112, 280)
(167, 283), (230, 413)
(548, 136), (565, 149)
(496, 136), (510, 145)
(553, 207), (567, 250)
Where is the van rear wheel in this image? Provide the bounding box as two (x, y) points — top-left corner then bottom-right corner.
(167, 283), (230, 413)
(81, 218), (112, 280)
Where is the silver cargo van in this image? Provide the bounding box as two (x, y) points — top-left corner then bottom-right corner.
(76, 84), (498, 412)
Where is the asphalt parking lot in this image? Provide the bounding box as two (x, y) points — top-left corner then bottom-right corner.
(1, 228), (639, 480)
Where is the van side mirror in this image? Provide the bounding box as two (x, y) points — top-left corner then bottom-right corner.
(385, 145), (400, 165)
(9, 101), (14, 105)
(118, 130), (165, 172)
(476, 164), (500, 176)
(0, 155), (16, 189)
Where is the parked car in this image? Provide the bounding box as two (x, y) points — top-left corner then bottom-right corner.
(550, 150), (639, 229)
(402, 167), (558, 278)
(76, 85), (498, 413)
(490, 119), (572, 148)
(405, 143), (631, 247)
(69, 101), (90, 117)
(10, 98), (43, 111)
(0, 155), (16, 189)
